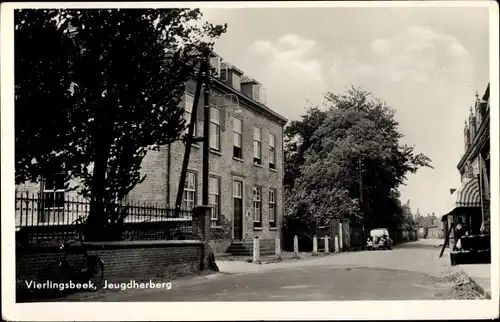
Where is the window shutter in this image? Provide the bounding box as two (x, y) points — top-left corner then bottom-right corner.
(195, 93), (204, 136)
(252, 85), (260, 102)
(260, 87), (267, 104)
(220, 107), (226, 132)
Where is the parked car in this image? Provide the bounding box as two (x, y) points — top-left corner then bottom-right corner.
(367, 228), (393, 250)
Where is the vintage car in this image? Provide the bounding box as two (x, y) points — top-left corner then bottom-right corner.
(366, 228), (393, 250)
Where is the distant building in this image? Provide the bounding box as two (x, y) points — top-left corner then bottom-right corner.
(416, 214), (439, 239)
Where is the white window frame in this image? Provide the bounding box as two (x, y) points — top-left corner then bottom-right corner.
(182, 171), (197, 210)
(40, 173), (66, 223)
(252, 186), (262, 224)
(184, 93), (196, 136)
(269, 133), (276, 169)
(233, 118), (243, 159)
(209, 176), (221, 226)
(253, 127), (262, 165)
(232, 73), (241, 91)
(233, 180), (243, 200)
(269, 189), (277, 226)
(210, 107), (221, 151)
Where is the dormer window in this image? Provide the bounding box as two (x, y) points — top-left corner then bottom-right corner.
(252, 85), (266, 104)
(232, 73), (241, 91)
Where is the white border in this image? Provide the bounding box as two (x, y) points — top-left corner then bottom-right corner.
(2, 1), (499, 321)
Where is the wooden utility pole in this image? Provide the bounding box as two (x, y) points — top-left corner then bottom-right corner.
(202, 48), (211, 206)
(174, 51), (208, 215)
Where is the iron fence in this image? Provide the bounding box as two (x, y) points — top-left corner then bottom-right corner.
(15, 192), (197, 244)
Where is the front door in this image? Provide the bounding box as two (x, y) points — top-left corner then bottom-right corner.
(233, 180), (243, 240)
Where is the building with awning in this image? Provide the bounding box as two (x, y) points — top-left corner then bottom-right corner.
(442, 176), (482, 237)
(439, 84), (490, 265)
(444, 177), (481, 215)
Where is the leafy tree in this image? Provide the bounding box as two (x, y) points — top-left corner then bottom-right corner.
(15, 9), (226, 240)
(15, 9), (78, 184)
(284, 87), (432, 237)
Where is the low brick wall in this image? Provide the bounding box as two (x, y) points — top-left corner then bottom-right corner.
(16, 240), (207, 300)
(209, 239), (232, 254)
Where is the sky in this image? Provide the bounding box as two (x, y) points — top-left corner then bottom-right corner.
(200, 5), (490, 218)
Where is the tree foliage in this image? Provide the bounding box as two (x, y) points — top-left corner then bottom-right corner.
(284, 87), (432, 235)
(15, 9), (227, 240)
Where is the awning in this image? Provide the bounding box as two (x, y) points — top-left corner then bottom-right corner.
(442, 177), (481, 219)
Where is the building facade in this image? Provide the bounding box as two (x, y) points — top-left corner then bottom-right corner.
(456, 84), (491, 234)
(127, 57), (288, 253)
(442, 83), (490, 246)
(15, 54), (288, 254)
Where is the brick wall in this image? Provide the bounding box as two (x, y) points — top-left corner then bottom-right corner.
(16, 240), (207, 301)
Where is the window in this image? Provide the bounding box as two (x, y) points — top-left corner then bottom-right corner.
(40, 173), (65, 222)
(182, 172), (197, 210)
(269, 189), (277, 227)
(253, 127), (262, 165)
(232, 73), (241, 91)
(269, 133), (276, 170)
(233, 118), (243, 159)
(209, 177), (220, 226)
(184, 93), (196, 136)
(253, 186), (262, 227)
(210, 107), (221, 151)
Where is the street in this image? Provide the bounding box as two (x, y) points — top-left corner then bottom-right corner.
(63, 240), (483, 301)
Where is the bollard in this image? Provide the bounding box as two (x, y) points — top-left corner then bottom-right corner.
(253, 235), (261, 264)
(275, 237), (282, 261)
(312, 235), (319, 256)
(338, 223), (343, 252)
(292, 235), (300, 259)
(334, 235), (340, 253)
(324, 235), (330, 254)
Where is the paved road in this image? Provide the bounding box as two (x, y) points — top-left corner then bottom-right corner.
(64, 240), (475, 301)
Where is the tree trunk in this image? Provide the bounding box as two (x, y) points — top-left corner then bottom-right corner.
(85, 95), (116, 241)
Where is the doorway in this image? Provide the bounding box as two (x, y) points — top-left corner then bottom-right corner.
(233, 180), (243, 240)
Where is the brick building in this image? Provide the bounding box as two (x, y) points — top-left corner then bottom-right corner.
(442, 83), (490, 252)
(15, 53), (288, 255)
(123, 56), (288, 253)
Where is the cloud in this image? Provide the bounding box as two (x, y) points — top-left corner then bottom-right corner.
(244, 34), (327, 120)
(368, 26), (474, 84)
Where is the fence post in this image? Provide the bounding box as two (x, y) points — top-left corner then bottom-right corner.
(292, 235), (300, 259)
(193, 206), (211, 270)
(324, 235), (330, 254)
(334, 235), (340, 253)
(275, 237), (282, 261)
(312, 235), (318, 256)
(253, 235), (261, 264)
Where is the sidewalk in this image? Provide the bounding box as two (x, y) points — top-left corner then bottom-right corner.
(459, 264), (491, 299)
(216, 251), (334, 274)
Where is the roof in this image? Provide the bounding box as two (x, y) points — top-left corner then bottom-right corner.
(221, 62), (244, 75)
(210, 77), (287, 125)
(241, 75), (261, 85)
(417, 216), (437, 228)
